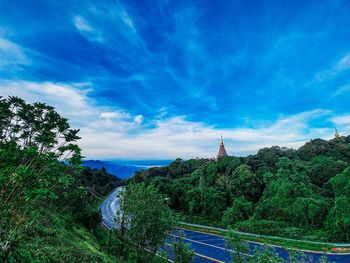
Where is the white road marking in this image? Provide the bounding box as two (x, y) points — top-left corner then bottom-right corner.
(170, 233), (252, 257)
(165, 242), (225, 263)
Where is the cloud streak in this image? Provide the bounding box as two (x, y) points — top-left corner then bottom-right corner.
(1, 0), (350, 159)
(0, 81), (342, 160)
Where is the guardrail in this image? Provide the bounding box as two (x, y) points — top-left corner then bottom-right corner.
(179, 222), (350, 253)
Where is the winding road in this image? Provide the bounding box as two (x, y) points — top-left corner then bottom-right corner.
(99, 188), (350, 262)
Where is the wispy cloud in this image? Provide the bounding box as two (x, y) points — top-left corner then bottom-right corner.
(73, 15), (104, 43)
(120, 10), (136, 33)
(331, 115), (350, 126)
(0, 81), (339, 160)
(73, 16), (93, 33)
(313, 53), (350, 83)
(0, 80), (94, 123)
(332, 84), (350, 98)
(0, 37), (30, 70)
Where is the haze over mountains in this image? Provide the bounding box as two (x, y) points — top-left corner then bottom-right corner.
(82, 160), (172, 178)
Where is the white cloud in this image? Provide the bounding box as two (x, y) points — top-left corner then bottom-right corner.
(73, 16), (93, 33)
(100, 111), (130, 119)
(78, 109), (334, 160)
(331, 115), (350, 126)
(0, 81), (93, 120)
(0, 37), (29, 70)
(0, 80), (342, 160)
(133, 114), (143, 125)
(73, 15), (104, 43)
(313, 53), (350, 83)
(332, 84), (350, 97)
(337, 54), (350, 70)
(120, 10), (136, 33)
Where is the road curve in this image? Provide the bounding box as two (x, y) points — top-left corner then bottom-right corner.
(99, 188), (350, 262)
(99, 187), (123, 229)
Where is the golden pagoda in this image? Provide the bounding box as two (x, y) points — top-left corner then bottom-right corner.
(217, 135), (228, 158)
(335, 128), (340, 139)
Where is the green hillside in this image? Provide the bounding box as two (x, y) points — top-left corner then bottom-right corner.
(132, 136), (350, 242)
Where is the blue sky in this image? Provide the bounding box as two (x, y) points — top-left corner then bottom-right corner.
(1, 0), (350, 159)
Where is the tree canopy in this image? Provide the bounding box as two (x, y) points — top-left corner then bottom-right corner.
(133, 135), (350, 242)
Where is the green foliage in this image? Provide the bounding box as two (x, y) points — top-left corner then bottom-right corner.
(184, 176), (226, 218)
(234, 220), (288, 236)
(119, 183), (175, 260)
(255, 158), (331, 227)
(216, 156), (242, 174)
(326, 196), (350, 242)
(249, 246), (283, 263)
(135, 135), (350, 242)
(229, 164), (261, 201)
(307, 156), (347, 188)
(0, 140), (83, 261)
(0, 96), (81, 162)
(245, 146), (297, 176)
(225, 230), (249, 263)
(81, 166), (125, 197)
(171, 232), (195, 263)
(330, 167), (350, 197)
(298, 137), (350, 162)
(0, 96), (115, 262)
(222, 197), (253, 226)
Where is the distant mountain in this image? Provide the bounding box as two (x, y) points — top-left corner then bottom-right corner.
(82, 159), (172, 179)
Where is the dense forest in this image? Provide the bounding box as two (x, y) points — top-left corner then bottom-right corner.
(132, 135), (350, 242)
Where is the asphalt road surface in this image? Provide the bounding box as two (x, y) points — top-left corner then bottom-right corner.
(100, 188), (350, 262)
(99, 187), (123, 229)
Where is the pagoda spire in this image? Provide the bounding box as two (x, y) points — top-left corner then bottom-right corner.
(217, 134), (228, 158)
(335, 128), (340, 139)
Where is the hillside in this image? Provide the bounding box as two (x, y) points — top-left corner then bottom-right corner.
(132, 136), (350, 242)
(0, 97), (123, 262)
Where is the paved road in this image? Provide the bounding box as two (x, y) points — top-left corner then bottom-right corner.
(99, 187), (123, 229)
(100, 188), (350, 262)
(166, 229), (350, 263)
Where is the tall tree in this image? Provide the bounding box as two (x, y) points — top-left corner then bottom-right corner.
(120, 183), (175, 261)
(0, 96), (82, 259)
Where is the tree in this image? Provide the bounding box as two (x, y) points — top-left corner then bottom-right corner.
(290, 197), (330, 227)
(0, 96), (80, 157)
(204, 161), (218, 186)
(0, 97), (82, 260)
(249, 246), (283, 263)
(171, 232), (195, 263)
(120, 183), (175, 260)
(298, 138), (350, 162)
(217, 156), (241, 174)
(245, 146), (296, 176)
(330, 167), (350, 197)
(307, 156), (347, 188)
(229, 164), (261, 201)
(255, 158), (330, 227)
(184, 176), (226, 218)
(222, 197), (253, 226)
(326, 197), (350, 242)
(225, 230), (249, 263)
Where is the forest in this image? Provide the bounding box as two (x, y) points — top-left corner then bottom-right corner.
(132, 134), (350, 242)
(1, 96), (349, 263)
